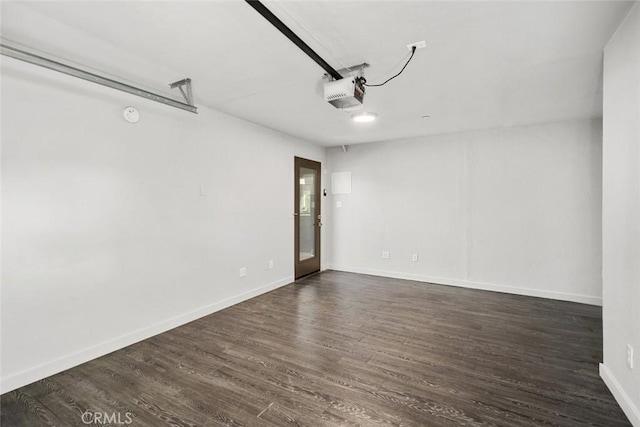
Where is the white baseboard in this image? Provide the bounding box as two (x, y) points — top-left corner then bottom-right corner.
(327, 265), (602, 306)
(0, 276), (294, 394)
(600, 363), (640, 426)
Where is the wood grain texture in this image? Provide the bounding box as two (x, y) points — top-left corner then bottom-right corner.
(1, 271), (631, 426)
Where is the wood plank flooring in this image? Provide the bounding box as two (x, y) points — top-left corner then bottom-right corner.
(1, 271), (631, 426)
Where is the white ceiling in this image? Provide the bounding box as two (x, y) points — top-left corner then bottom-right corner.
(1, 1), (634, 146)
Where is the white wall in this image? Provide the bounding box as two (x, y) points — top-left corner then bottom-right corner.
(327, 119), (603, 305)
(601, 3), (640, 425)
(0, 56), (325, 393)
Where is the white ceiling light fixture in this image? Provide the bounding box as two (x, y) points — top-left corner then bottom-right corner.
(351, 112), (378, 123)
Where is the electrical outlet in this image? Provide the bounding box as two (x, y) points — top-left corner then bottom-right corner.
(382, 251), (390, 259)
(412, 254), (419, 262)
(628, 344), (634, 369)
(239, 267), (247, 278)
(268, 260), (274, 270)
(407, 40), (427, 51)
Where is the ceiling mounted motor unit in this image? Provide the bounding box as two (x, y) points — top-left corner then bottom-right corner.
(324, 77), (365, 110)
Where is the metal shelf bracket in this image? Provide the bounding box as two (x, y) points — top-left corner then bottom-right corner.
(169, 78), (194, 106)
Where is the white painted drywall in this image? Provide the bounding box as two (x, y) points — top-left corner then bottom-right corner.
(0, 56), (325, 393)
(601, 3), (640, 425)
(327, 119), (603, 305)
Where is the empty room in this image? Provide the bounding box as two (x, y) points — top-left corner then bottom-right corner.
(1, 0), (639, 426)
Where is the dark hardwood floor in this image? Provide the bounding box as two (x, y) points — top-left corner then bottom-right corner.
(1, 271), (631, 426)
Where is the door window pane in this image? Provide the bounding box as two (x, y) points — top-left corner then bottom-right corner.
(299, 167), (315, 261)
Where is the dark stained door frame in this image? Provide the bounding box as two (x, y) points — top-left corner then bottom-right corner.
(294, 157), (321, 279)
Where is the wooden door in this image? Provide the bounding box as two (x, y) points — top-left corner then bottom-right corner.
(294, 157), (321, 279)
